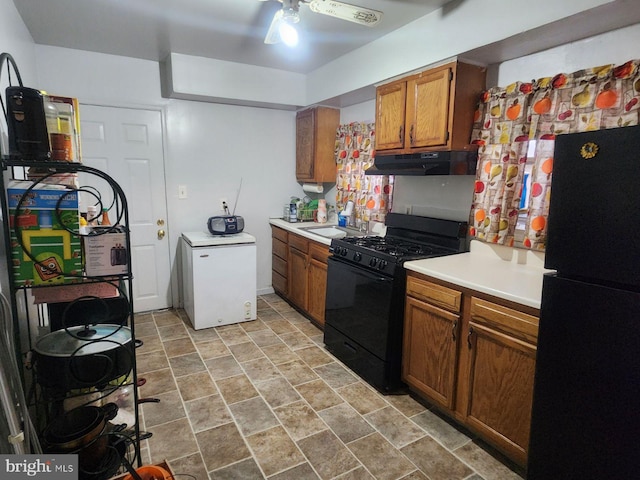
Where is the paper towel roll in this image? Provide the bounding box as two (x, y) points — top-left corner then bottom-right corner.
(302, 183), (323, 194)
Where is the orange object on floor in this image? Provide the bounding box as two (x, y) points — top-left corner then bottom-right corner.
(122, 465), (171, 480)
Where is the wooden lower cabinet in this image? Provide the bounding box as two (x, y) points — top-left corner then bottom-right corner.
(403, 295), (459, 410)
(271, 226), (288, 296)
(464, 297), (538, 466)
(403, 272), (538, 467)
(271, 225), (329, 327)
(288, 237), (308, 310)
(307, 243), (329, 327)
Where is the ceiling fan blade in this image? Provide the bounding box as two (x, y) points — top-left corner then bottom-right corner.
(307, 0), (382, 27)
(264, 8), (284, 44)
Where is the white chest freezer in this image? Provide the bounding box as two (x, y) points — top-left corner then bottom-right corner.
(181, 231), (257, 329)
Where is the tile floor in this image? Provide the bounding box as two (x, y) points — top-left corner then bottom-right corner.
(133, 294), (525, 480)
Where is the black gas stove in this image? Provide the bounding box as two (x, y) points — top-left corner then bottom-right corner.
(329, 213), (467, 277)
(324, 213), (468, 393)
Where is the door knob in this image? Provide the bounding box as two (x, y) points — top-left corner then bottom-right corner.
(157, 219), (165, 226)
(158, 229), (165, 239)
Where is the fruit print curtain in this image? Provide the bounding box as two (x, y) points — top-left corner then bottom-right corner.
(470, 59), (640, 249)
(335, 122), (392, 225)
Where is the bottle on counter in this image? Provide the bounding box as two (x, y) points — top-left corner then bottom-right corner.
(317, 199), (327, 224)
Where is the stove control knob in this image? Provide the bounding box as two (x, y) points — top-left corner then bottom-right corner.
(369, 258), (378, 268)
(341, 248), (348, 257)
(353, 252), (362, 262)
(378, 260), (388, 270)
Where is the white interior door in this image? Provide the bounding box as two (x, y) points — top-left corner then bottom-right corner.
(79, 105), (171, 312)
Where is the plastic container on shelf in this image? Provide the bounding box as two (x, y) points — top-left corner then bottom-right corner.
(86, 205), (99, 226)
(101, 208), (111, 226)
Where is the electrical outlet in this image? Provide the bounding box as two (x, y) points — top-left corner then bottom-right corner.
(219, 198), (228, 211)
(244, 301), (252, 319)
(178, 185), (187, 199)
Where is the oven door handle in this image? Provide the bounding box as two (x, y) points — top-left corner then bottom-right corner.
(328, 257), (392, 283)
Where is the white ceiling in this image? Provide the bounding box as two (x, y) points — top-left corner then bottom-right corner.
(13, 0), (459, 74)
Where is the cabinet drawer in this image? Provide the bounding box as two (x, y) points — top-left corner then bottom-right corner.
(272, 226), (288, 243)
(309, 242), (330, 263)
(273, 238), (288, 260)
(288, 233), (308, 253)
(406, 275), (461, 313)
(470, 297), (538, 345)
(272, 254), (287, 278)
(272, 271), (287, 295)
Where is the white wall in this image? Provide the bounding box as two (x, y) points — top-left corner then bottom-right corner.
(492, 23), (640, 86)
(379, 24), (640, 223)
(33, 46), (301, 307)
(0, 0), (38, 296)
(164, 99), (298, 301)
(9, 2), (640, 308)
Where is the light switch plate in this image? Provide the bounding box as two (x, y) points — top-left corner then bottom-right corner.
(178, 185), (187, 199)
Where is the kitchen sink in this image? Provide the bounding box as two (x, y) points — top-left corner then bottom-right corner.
(300, 225), (364, 239)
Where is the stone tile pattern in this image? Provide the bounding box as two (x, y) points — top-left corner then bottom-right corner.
(134, 295), (523, 480)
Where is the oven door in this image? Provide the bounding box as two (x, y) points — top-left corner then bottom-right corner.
(324, 256), (406, 392)
(324, 256), (401, 360)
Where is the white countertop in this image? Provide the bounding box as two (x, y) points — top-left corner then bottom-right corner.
(269, 218), (333, 245)
(270, 218), (549, 309)
(269, 218), (386, 245)
(404, 240), (554, 309)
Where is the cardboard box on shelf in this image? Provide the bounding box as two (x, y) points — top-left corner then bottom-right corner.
(7, 181), (82, 286)
(84, 225), (129, 277)
(44, 94), (82, 163)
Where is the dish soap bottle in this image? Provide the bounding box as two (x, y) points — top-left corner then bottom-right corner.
(317, 199), (327, 224)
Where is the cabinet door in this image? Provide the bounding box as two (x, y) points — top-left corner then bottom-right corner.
(288, 246), (308, 310)
(406, 68), (452, 149)
(296, 108), (315, 181)
(403, 295), (460, 410)
(307, 257), (327, 327)
(375, 81), (407, 151)
(465, 321), (536, 466)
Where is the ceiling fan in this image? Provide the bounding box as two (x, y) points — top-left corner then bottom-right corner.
(259, 0), (383, 46)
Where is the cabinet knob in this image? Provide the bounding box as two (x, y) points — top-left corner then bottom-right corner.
(157, 229), (165, 239)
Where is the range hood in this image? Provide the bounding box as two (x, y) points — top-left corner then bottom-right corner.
(365, 150), (478, 176)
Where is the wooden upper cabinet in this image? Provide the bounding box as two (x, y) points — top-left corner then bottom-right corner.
(375, 61), (486, 154)
(296, 106), (340, 183)
(375, 81), (407, 150)
(407, 68), (451, 148)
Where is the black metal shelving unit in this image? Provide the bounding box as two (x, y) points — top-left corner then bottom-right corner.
(0, 157), (144, 479)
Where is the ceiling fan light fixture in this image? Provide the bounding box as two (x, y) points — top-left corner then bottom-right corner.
(279, 20), (299, 47)
(282, 6), (300, 23)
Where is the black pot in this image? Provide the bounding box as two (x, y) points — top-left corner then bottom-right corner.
(43, 403), (118, 472)
(34, 324), (133, 391)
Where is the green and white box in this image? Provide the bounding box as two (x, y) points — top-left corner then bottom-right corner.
(7, 181), (82, 286)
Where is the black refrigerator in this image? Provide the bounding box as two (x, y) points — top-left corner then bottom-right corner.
(527, 125), (640, 479)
